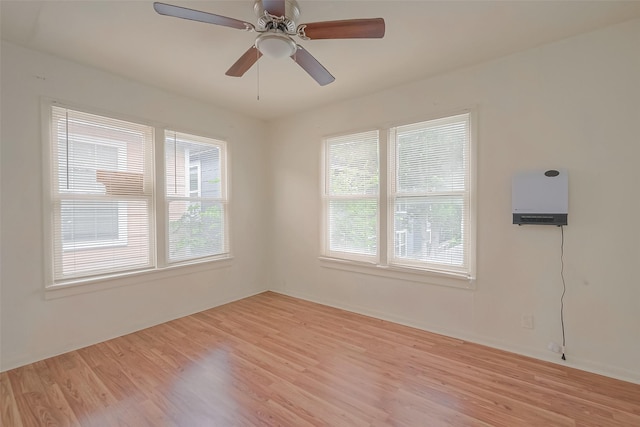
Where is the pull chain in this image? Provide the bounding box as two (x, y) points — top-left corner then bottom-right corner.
(256, 48), (260, 101)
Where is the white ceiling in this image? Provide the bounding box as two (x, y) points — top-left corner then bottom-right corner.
(3, 1), (640, 121)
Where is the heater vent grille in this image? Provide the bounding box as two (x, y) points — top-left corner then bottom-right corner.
(513, 213), (567, 226)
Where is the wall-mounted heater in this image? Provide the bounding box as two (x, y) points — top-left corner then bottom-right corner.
(512, 169), (568, 225)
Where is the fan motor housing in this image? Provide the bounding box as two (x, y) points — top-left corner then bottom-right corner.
(254, 0), (300, 31)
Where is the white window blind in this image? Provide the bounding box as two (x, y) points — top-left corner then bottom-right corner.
(389, 113), (470, 274)
(49, 106), (154, 282)
(165, 131), (228, 263)
(324, 130), (379, 261)
(321, 112), (474, 284)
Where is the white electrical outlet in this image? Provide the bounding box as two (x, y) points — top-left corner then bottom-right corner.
(521, 314), (534, 329)
(548, 341), (562, 353)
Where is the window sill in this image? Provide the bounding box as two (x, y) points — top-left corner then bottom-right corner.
(318, 256), (475, 290)
(44, 257), (233, 299)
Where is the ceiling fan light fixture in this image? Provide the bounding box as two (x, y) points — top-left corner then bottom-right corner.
(255, 33), (297, 59)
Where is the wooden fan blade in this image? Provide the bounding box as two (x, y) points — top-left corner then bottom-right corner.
(153, 2), (253, 30)
(226, 46), (263, 77)
(299, 18), (385, 40)
(262, 0), (286, 17)
(291, 46), (335, 86)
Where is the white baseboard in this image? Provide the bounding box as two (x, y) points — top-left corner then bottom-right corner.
(6, 287), (638, 386)
(1, 288), (268, 372)
(272, 288), (640, 385)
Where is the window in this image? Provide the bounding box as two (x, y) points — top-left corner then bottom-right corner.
(49, 106), (153, 282)
(45, 103), (230, 286)
(165, 131), (228, 263)
(389, 114), (471, 275)
(322, 112), (474, 284)
(324, 130), (379, 261)
(59, 140), (127, 249)
(188, 162), (201, 198)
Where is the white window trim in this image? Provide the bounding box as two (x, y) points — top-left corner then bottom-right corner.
(41, 99), (232, 295)
(320, 109), (477, 290)
(44, 257), (234, 300)
(318, 256), (475, 290)
(164, 130), (230, 266)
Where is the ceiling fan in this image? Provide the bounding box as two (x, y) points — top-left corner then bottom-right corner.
(153, 0), (385, 86)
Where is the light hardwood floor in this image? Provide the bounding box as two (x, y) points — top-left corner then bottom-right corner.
(2, 291), (639, 426)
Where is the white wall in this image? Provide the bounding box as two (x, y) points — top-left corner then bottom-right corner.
(0, 42), (270, 371)
(268, 19), (640, 383)
(2, 20), (639, 384)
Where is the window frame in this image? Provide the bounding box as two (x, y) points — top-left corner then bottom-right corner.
(388, 113), (472, 276)
(47, 104), (155, 283)
(320, 110), (476, 289)
(42, 99), (233, 292)
(164, 130), (230, 265)
(322, 130), (380, 263)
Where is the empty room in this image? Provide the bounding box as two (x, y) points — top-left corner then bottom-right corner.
(1, 1), (640, 425)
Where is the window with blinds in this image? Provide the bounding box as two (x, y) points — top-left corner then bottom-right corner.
(46, 103), (232, 287)
(324, 130), (379, 261)
(49, 106), (154, 282)
(322, 112), (474, 281)
(165, 131), (228, 263)
(389, 113), (470, 274)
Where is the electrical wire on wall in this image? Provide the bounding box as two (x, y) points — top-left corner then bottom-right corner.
(560, 225), (567, 360)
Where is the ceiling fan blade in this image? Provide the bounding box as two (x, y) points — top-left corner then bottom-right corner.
(291, 46), (335, 86)
(299, 18), (385, 40)
(226, 46), (263, 77)
(153, 2), (253, 30)
(262, 0), (286, 17)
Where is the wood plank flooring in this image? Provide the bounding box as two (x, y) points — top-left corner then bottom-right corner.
(2, 291), (640, 426)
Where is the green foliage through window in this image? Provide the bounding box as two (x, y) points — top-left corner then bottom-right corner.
(169, 202), (224, 259)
